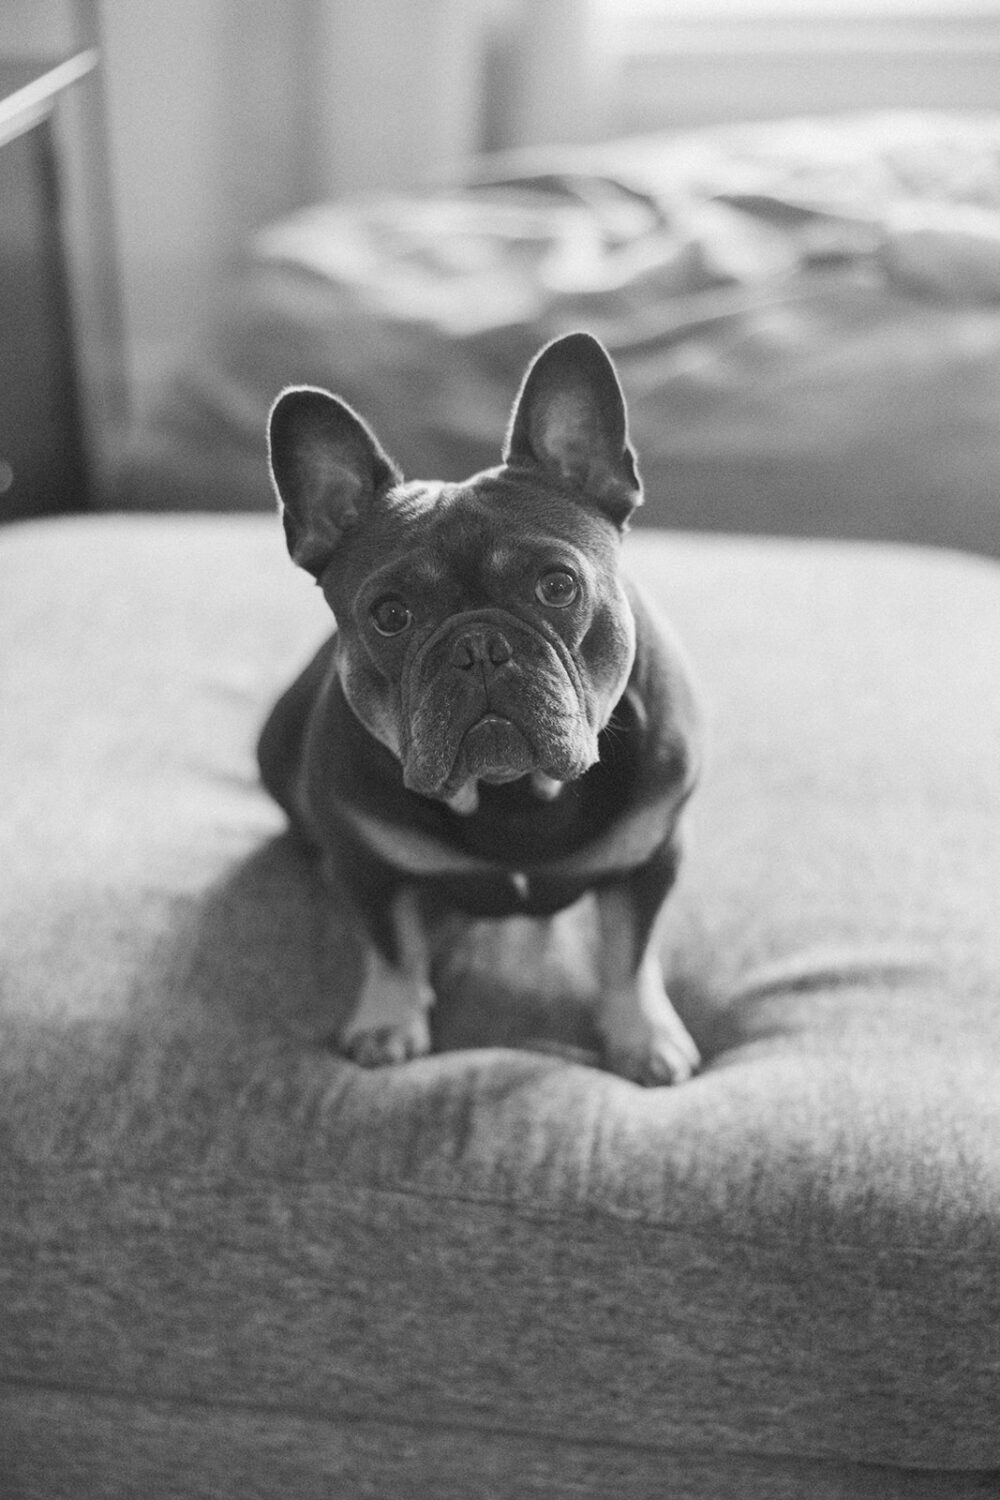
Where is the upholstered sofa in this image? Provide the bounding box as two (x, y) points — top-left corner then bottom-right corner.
(3, 114), (1000, 1497)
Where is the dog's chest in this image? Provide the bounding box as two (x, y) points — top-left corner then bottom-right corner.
(452, 773), (608, 865)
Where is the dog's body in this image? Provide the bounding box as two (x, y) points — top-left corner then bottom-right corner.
(259, 333), (702, 1084)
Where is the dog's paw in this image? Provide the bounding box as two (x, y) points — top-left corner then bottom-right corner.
(339, 947), (434, 1068)
(341, 1013), (432, 1068)
(598, 958), (700, 1087)
(603, 1026), (700, 1087)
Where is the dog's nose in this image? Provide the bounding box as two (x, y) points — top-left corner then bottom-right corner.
(450, 626), (512, 671)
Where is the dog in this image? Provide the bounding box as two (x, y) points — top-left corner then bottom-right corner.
(258, 332), (702, 1085)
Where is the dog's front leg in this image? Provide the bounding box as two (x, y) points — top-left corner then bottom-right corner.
(594, 849), (700, 1087)
(339, 885), (435, 1067)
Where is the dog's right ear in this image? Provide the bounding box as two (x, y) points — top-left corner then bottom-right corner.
(267, 387), (402, 577)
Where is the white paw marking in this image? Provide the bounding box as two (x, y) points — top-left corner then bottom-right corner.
(598, 953), (700, 1087)
(340, 948), (434, 1068)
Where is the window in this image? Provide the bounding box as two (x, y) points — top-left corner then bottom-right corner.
(590, 0), (1000, 134)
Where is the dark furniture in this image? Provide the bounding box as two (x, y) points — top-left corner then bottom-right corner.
(0, 51), (101, 521)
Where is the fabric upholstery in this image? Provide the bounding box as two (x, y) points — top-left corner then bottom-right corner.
(2, 513), (999, 1497)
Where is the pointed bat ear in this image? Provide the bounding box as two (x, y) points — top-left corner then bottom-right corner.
(267, 387), (402, 576)
(503, 332), (642, 528)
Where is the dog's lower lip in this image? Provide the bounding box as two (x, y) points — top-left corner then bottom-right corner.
(460, 712), (534, 784)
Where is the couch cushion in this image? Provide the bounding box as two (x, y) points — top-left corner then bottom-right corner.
(1, 513), (998, 1496)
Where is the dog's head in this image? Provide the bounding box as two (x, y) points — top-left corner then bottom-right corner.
(267, 332), (643, 809)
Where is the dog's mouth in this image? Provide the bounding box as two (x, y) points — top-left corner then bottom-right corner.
(398, 609), (598, 799)
(459, 713), (535, 785)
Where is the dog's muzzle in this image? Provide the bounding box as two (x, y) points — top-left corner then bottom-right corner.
(400, 609), (592, 798)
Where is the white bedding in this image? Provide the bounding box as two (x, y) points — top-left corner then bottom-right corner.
(116, 111), (1000, 556)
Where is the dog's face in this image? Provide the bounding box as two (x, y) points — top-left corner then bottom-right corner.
(267, 333), (643, 808)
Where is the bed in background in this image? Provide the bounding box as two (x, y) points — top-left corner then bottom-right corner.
(116, 110), (1000, 556)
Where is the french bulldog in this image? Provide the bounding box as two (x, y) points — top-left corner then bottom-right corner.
(258, 332), (702, 1085)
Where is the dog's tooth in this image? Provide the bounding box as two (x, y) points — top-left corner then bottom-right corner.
(531, 771), (563, 801)
(510, 872), (530, 900)
(446, 781), (479, 814)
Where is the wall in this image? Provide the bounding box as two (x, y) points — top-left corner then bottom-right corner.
(311, 0), (489, 197)
(98, 0), (315, 399)
(0, 0), (503, 404)
(97, 0), (503, 399)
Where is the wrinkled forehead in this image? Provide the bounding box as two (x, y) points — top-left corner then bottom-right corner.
(353, 475), (617, 575)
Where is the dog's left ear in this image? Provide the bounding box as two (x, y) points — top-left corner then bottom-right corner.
(504, 332), (642, 528)
(268, 386), (402, 576)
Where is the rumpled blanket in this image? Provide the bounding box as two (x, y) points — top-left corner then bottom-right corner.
(116, 111), (1000, 555)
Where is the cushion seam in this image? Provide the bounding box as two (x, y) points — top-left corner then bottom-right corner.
(1, 1373), (993, 1475)
(1, 1163), (992, 1263)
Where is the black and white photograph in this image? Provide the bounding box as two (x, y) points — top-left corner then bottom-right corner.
(2, 2), (998, 1495)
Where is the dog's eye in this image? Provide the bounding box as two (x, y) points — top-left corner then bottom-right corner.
(535, 568), (579, 608)
(370, 595), (413, 636)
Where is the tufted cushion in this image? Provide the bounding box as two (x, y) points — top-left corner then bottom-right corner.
(2, 514), (999, 1498)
